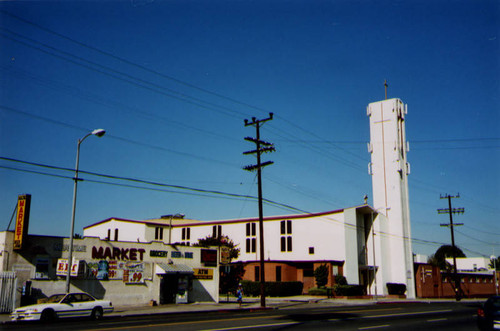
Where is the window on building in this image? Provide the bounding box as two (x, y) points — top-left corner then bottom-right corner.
(114, 229), (119, 241)
(276, 266), (282, 282)
(107, 229), (111, 240)
(245, 223), (257, 253)
(280, 220), (292, 252)
(309, 247), (315, 254)
(213, 225), (222, 238)
(155, 227), (164, 240)
(181, 228), (190, 240)
(255, 266), (260, 282)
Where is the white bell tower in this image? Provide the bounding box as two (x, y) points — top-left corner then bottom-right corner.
(367, 97), (415, 299)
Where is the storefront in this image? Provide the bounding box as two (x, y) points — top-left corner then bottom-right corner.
(0, 231), (220, 309)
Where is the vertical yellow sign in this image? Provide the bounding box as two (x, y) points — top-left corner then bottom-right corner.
(14, 194), (31, 250)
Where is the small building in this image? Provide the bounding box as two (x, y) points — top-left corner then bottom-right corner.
(0, 230), (220, 310)
(415, 263), (499, 298)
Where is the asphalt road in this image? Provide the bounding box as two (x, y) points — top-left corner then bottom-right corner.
(3, 301), (481, 330)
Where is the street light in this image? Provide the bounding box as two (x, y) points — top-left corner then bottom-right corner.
(65, 129), (105, 293)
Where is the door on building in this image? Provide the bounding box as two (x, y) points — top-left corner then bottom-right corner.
(160, 275), (178, 304)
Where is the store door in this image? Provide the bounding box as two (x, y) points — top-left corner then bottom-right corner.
(160, 275), (178, 304)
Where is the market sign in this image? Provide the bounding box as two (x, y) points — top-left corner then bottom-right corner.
(193, 268), (214, 280)
(14, 194), (31, 250)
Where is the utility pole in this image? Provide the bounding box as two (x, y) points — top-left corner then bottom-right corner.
(243, 112), (275, 308)
(438, 193), (464, 301)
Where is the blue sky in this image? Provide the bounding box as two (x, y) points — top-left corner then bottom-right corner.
(0, 0), (498, 258)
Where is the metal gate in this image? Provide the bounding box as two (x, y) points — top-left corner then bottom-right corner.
(0, 271), (17, 313)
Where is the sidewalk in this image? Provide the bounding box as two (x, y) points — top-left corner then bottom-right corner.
(1, 296), (484, 323)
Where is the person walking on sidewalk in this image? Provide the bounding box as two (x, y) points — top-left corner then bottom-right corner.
(236, 284), (243, 308)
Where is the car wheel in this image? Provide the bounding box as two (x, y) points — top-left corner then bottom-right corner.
(40, 309), (56, 322)
(91, 307), (103, 320)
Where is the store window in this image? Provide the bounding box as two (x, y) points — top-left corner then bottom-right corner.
(181, 227), (191, 246)
(155, 227), (164, 240)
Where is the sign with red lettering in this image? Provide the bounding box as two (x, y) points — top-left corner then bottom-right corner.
(123, 262), (145, 284)
(91, 246), (146, 261)
(201, 249), (217, 266)
(14, 194), (31, 250)
(56, 259), (81, 277)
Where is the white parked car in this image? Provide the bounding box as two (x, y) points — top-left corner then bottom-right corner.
(11, 292), (113, 322)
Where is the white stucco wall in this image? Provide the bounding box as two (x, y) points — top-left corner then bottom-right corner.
(368, 98), (415, 298)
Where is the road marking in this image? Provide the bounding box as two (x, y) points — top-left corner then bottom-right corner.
(427, 318), (447, 322)
(201, 322), (301, 330)
(359, 325), (390, 330)
(93, 316), (268, 330)
(362, 309), (452, 319)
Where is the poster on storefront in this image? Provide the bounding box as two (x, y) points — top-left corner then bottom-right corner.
(56, 258), (83, 277)
(87, 260), (126, 280)
(123, 261), (145, 284)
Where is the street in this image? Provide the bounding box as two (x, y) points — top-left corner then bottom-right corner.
(2, 301), (481, 330)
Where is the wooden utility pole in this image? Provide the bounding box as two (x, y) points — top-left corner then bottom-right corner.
(243, 113), (275, 308)
(438, 193), (464, 301)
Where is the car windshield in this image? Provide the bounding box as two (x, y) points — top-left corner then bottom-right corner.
(47, 294), (66, 303)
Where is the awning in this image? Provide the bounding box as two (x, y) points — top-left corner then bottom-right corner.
(156, 263), (194, 274)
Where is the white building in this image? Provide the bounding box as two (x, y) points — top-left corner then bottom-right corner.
(84, 206), (395, 295)
(367, 98), (415, 298)
(445, 257), (493, 272)
(82, 96), (417, 297)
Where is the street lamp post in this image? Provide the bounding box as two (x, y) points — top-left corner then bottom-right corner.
(65, 129), (105, 293)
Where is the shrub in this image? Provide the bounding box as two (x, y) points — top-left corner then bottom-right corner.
(386, 283), (406, 295)
(314, 264), (329, 288)
(333, 284), (365, 296)
(307, 287), (334, 296)
(240, 281), (303, 297)
(334, 274), (347, 285)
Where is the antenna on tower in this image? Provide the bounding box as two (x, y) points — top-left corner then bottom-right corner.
(384, 80), (388, 100)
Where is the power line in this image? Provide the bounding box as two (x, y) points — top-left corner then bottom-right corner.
(0, 104), (239, 167)
(0, 160), (491, 256)
(0, 156), (307, 214)
(0, 9), (271, 117)
(1, 12), (370, 174)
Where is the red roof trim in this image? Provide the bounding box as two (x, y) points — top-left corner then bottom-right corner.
(84, 208), (345, 229)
